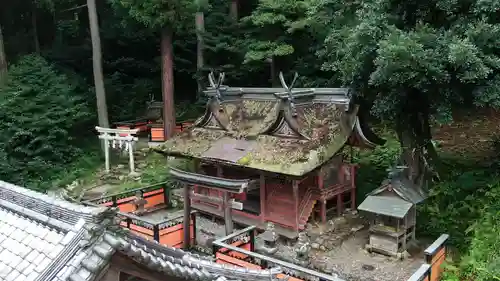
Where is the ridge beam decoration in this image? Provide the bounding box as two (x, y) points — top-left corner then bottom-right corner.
(96, 126), (139, 174)
(274, 72), (315, 116)
(208, 71), (226, 105)
(169, 167), (257, 194)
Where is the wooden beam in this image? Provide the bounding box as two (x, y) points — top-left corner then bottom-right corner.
(191, 192), (243, 210)
(96, 126), (139, 135)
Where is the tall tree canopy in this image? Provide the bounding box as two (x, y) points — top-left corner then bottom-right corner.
(109, 0), (196, 139)
(306, 0), (500, 177)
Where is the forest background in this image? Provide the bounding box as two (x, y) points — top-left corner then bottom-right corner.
(0, 0), (499, 280)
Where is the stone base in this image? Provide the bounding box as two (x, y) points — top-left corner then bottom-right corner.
(365, 244), (406, 260)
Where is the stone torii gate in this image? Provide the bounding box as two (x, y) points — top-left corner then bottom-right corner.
(96, 126), (139, 175)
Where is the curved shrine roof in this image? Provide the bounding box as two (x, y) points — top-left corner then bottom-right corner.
(157, 87), (360, 176)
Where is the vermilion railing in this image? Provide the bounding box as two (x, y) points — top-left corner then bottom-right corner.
(148, 121), (195, 142)
(117, 211), (196, 248)
(86, 181), (170, 211)
(407, 234), (449, 281)
(84, 182), (197, 248)
(212, 226), (344, 281)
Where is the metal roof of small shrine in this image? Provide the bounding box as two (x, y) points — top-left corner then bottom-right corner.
(358, 196), (413, 218)
(155, 73), (382, 177)
(358, 166), (428, 218)
(370, 167), (428, 204)
(0, 180), (282, 281)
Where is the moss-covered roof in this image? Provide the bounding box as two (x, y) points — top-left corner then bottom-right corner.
(155, 90), (359, 176)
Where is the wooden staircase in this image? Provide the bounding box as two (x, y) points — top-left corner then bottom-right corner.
(265, 185), (316, 230)
(298, 189), (316, 229)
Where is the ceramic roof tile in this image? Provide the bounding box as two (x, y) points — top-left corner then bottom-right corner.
(0, 180), (295, 281)
(0, 208), (70, 280)
(0, 180), (108, 281)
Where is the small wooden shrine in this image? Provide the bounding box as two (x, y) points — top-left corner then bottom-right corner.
(156, 72), (385, 237)
(358, 166), (427, 257)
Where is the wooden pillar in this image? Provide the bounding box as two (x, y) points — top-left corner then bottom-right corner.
(183, 184), (191, 249)
(293, 180), (299, 231)
(412, 207), (416, 240)
(320, 199), (327, 223)
(351, 165), (356, 209)
(337, 193), (343, 216)
(223, 192), (234, 235)
(216, 165), (233, 235)
(217, 165), (223, 211)
(318, 169), (326, 223)
(260, 173), (266, 222)
(402, 216), (407, 252)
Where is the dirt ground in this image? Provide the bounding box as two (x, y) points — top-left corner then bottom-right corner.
(432, 108), (500, 159)
(312, 230), (424, 281)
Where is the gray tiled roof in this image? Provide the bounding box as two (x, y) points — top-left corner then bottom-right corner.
(0, 180), (283, 281)
(0, 208), (68, 281)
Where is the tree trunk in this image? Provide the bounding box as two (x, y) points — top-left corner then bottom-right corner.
(87, 0), (110, 131)
(161, 28), (176, 140)
(0, 24), (7, 86)
(32, 7), (40, 54)
(230, 0), (238, 20)
(396, 90), (439, 187)
(195, 11), (205, 96)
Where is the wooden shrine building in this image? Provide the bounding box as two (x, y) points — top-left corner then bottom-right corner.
(358, 166), (428, 257)
(156, 73), (385, 237)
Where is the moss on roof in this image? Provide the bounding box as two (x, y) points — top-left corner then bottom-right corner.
(224, 99), (281, 138)
(157, 99), (358, 176)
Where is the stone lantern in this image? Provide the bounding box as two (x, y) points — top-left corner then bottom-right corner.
(258, 222), (279, 254)
(294, 232), (311, 266)
(132, 191), (148, 215)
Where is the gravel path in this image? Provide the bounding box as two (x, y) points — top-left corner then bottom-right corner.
(193, 214), (423, 281)
(313, 231), (423, 281)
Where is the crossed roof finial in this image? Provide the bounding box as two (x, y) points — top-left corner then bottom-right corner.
(208, 71), (226, 103)
(273, 72), (314, 116)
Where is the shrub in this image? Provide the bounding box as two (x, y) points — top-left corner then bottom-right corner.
(440, 181), (500, 281)
(0, 55), (91, 189)
(417, 157), (500, 250)
(353, 131), (401, 200)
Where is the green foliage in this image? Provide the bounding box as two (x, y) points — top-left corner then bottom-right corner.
(42, 148), (102, 191)
(437, 179), (500, 281)
(311, 0), (500, 122)
(105, 73), (158, 121)
(353, 130), (401, 199)
(109, 0), (196, 31)
(0, 55), (91, 189)
(461, 186), (500, 281)
(241, 0), (307, 63)
(418, 160), (498, 250)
